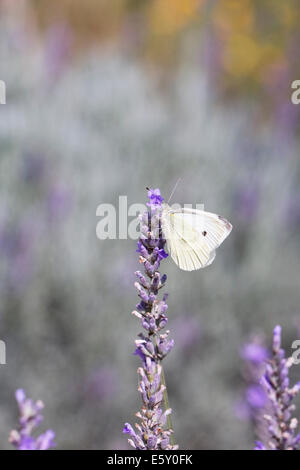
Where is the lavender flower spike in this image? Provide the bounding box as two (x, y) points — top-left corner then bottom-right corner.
(124, 188), (178, 450)
(238, 336), (269, 444)
(9, 389), (55, 450)
(256, 326), (300, 450)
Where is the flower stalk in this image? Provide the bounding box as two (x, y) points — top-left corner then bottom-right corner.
(123, 188), (178, 450)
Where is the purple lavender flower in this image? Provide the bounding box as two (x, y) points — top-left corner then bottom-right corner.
(85, 366), (117, 401)
(9, 389), (55, 450)
(146, 188), (164, 209)
(239, 337), (269, 415)
(173, 316), (201, 353)
(241, 342), (269, 365)
(254, 440), (266, 450)
(22, 152), (45, 184)
(256, 326), (300, 450)
(47, 184), (72, 221)
(124, 188), (178, 450)
(0, 221), (34, 292)
(44, 23), (72, 83)
(234, 184), (259, 225)
(237, 336), (270, 442)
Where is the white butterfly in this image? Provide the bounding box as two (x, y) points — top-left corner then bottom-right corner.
(161, 204), (232, 271)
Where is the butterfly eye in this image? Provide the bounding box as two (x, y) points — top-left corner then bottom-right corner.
(202, 231), (207, 236)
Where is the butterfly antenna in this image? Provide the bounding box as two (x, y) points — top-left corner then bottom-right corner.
(167, 178), (182, 204)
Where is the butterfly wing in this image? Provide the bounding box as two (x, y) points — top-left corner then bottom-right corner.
(161, 205), (232, 271)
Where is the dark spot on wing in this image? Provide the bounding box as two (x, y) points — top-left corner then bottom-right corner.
(202, 231), (207, 236)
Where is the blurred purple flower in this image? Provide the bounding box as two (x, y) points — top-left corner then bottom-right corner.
(36, 430), (56, 450)
(44, 24), (72, 83)
(246, 385), (267, 409)
(47, 184), (72, 221)
(238, 335), (269, 443)
(254, 441), (266, 450)
(114, 256), (137, 289)
(21, 152), (45, 184)
(240, 342), (268, 365)
(9, 389), (55, 450)
(173, 316), (201, 352)
(0, 225), (29, 259)
(203, 32), (223, 90)
(276, 102), (300, 139)
(234, 185), (259, 224)
(85, 366), (117, 401)
(263, 61), (300, 140)
(0, 221), (34, 291)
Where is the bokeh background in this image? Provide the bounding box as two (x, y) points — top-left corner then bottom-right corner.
(0, 0), (300, 450)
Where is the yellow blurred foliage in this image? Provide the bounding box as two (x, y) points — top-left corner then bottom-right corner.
(19, 0), (300, 99)
(211, 0), (297, 87)
(149, 0), (202, 36)
(31, 0), (127, 44)
(213, 0), (254, 35)
(263, 0), (300, 30)
(223, 34), (281, 79)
